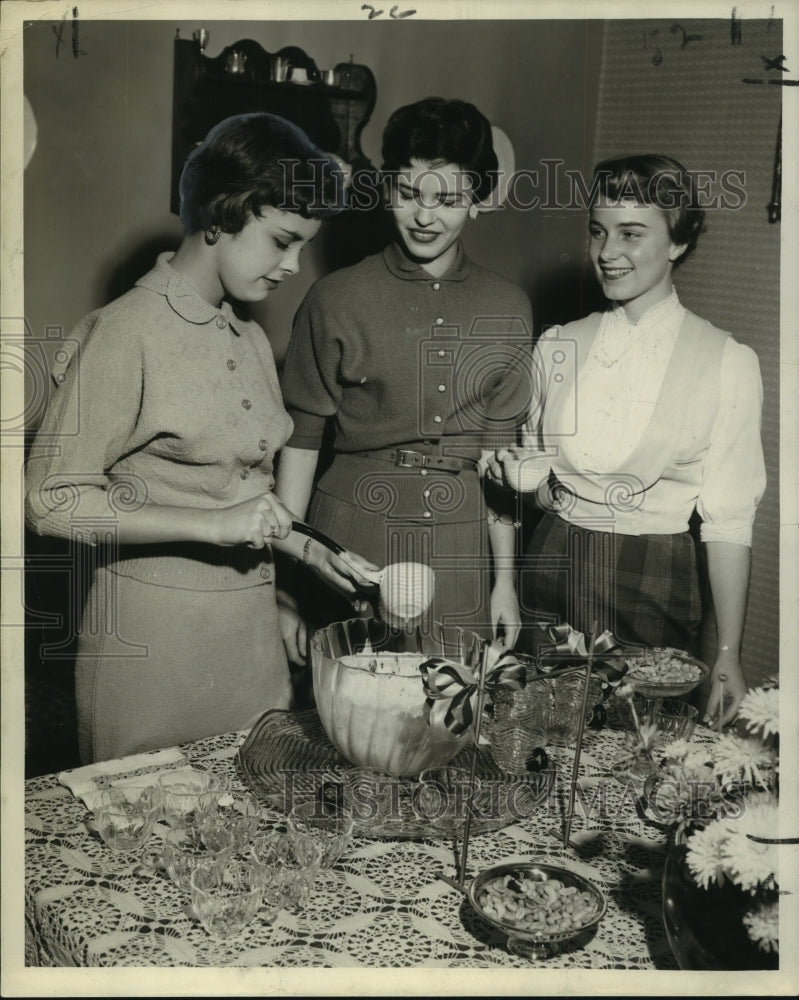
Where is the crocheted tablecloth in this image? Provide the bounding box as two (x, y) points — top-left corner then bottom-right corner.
(24, 711), (709, 969)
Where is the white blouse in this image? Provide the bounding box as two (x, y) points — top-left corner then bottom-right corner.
(515, 293), (766, 546)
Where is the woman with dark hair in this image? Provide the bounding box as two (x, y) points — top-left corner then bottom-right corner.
(276, 97), (533, 654)
(490, 153), (766, 726)
(26, 113), (375, 763)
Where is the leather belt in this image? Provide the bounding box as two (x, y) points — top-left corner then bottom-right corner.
(358, 448), (474, 473)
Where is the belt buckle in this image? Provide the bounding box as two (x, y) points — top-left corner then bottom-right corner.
(395, 449), (421, 468)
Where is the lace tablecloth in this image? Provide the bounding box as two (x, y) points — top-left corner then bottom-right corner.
(24, 716), (704, 969)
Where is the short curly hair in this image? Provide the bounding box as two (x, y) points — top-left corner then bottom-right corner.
(179, 112), (346, 236)
(590, 153), (706, 266)
(381, 97), (498, 204)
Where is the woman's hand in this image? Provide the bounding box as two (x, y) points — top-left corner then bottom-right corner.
(277, 589), (307, 665)
(305, 542), (380, 602)
(490, 577), (521, 649)
(486, 447), (546, 494)
(210, 493), (294, 548)
(704, 652), (747, 728)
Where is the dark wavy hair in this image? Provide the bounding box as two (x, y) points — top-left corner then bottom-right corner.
(590, 154), (706, 267)
(380, 97), (498, 203)
(179, 113), (346, 236)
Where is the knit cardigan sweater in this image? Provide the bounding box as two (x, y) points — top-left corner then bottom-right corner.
(25, 253), (293, 590)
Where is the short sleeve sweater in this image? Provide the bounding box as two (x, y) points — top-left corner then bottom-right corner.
(280, 240), (533, 455)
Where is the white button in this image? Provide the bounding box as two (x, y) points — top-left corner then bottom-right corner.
(433, 415), (442, 424)
(432, 282), (441, 291)
(438, 384), (446, 393)
(435, 317), (444, 326)
(423, 511), (432, 519)
(420, 469), (428, 477)
(423, 489), (431, 498)
(437, 349), (446, 358)
(216, 316), (228, 329)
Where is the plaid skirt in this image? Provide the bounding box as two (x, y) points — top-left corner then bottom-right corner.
(517, 512), (702, 654)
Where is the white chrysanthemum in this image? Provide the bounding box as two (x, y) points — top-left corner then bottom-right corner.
(685, 821), (729, 889)
(743, 901), (779, 953)
(712, 734), (775, 787)
(661, 738), (693, 761)
(738, 686), (779, 739)
(719, 794), (779, 892)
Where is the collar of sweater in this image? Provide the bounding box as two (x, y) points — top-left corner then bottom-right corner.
(382, 239), (471, 282)
(136, 252), (244, 333)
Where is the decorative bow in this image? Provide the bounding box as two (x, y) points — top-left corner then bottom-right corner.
(536, 623), (626, 677)
(420, 642), (526, 737)
(534, 624), (629, 731)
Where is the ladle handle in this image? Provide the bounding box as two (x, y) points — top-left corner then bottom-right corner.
(291, 521), (348, 555)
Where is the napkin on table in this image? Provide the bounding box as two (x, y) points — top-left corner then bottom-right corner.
(58, 747), (193, 810)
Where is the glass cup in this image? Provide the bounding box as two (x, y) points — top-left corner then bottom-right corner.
(288, 800), (354, 869)
(654, 700), (699, 747)
(617, 693), (662, 733)
(250, 831), (322, 910)
(157, 770), (228, 830)
(211, 790), (265, 853)
(91, 784), (162, 852)
(160, 824), (235, 894)
(190, 857), (265, 939)
(490, 667), (601, 770)
(416, 767), (483, 835)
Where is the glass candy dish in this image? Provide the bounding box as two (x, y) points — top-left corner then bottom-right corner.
(621, 647), (710, 699)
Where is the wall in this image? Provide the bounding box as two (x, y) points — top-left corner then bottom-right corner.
(592, 17), (782, 686)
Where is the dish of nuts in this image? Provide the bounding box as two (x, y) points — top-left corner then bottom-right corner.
(476, 872), (601, 935)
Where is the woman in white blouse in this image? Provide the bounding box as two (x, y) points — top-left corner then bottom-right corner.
(489, 154), (766, 726)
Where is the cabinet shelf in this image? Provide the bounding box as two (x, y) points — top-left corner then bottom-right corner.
(171, 37), (377, 214)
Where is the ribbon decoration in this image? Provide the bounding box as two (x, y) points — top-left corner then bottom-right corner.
(420, 642), (526, 737)
(533, 623), (630, 732)
(535, 623), (627, 680)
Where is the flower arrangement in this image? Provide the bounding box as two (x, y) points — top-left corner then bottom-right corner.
(619, 677), (780, 956)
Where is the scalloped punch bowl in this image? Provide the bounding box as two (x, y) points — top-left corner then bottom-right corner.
(310, 618), (479, 778)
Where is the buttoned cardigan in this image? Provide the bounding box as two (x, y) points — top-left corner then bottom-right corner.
(26, 252), (294, 590)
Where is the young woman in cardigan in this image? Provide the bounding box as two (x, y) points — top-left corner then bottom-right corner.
(276, 97), (533, 658)
(26, 113), (377, 763)
(489, 154), (766, 726)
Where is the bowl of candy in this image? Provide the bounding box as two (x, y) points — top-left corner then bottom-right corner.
(621, 647), (710, 699)
(468, 862), (607, 959)
(311, 618), (480, 778)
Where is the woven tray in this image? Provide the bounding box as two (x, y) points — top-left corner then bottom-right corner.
(237, 708), (552, 840)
